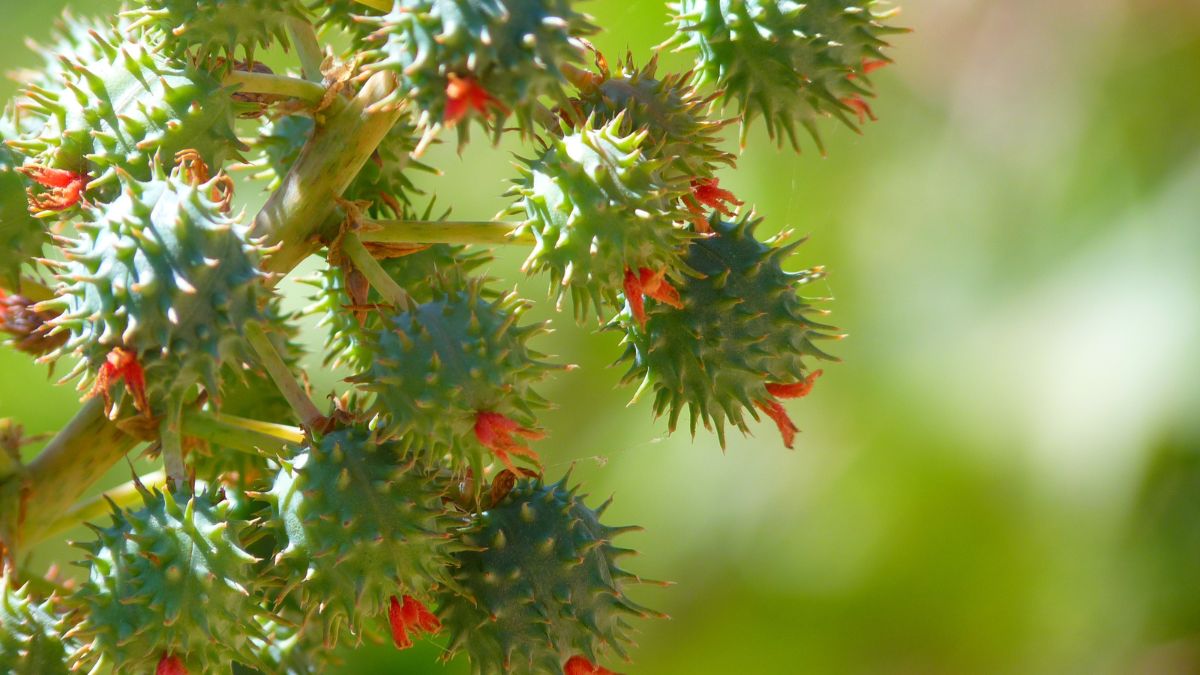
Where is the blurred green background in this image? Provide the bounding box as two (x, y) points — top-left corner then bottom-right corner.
(3, 0), (1200, 673)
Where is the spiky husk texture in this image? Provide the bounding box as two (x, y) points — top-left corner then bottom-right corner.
(510, 115), (692, 321)
(0, 113), (42, 289)
(0, 576), (71, 675)
(307, 245), (491, 371)
(44, 164), (269, 410)
(361, 0), (597, 141)
(261, 425), (457, 646)
(666, 0), (904, 151)
(125, 0), (310, 63)
(71, 487), (268, 673)
(251, 113), (429, 219)
(617, 213), (838, 445)
(355, 278), (555, 471)
(566, 53), (734, 182)
(6, 21), (241, 202)
(439, 474), (652, 674)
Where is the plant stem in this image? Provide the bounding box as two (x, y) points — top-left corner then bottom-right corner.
(340, 232), (411, 307)
(252, 70), (403, 275)
(1, 70), (402, 561)
(0, 399), (138, 556)
(160, 398), (187, 489)
(358, 218), (533, 246)
(37, 471), (167, 544)
(185, 412), (306, 448)
(286, 17), (325, 82)
(353, 0), (392, 11)
(224, 70), (325, 104)
(245, 323), (325, 429)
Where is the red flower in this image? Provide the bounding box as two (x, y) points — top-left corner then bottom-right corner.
(474, 411), (544, 474)
(444, 74), (507, 125)
(388, 595), (441, 650)
(564, 655), (618, 675)
(685, 178), (743, 232)
(89, 347), (149, 415)
(756, 371), (823, 449)
(156, 653), (188, 675)
(841, 96), (877, 125)
(623, 268), (684, 328)
(15, 165), (87, 212)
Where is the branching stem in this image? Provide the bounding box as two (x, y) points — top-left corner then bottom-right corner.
(245, 322), (325, 429)
(38, 471), (167, 543)
(358, 219), (532, 246)
(224, 70), (325, 104)
(286, 17), (326, 82)
(353, 0), (392, 11)
(340, 232), (412, 307)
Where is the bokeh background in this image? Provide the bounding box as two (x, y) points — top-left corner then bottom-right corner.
(3, 0), (1200, 673)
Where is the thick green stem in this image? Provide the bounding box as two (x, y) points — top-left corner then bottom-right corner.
(225, 70), (325, 103)
(341, 232), (411, 307)
(252, 70), (403, 275)
(286, 17), (325, 82)
(358, 219), (532, 246)
(160, 398), (187, 489)
(353, 0), (392, 11)
(245, 322), (325, 428)
(1, 69), (402, 561)
(0, 399), (138, 555)
(38, 471), (167, 544)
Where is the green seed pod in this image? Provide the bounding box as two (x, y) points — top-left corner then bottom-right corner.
(509, 115), (693, 322)
(71, 487), (269, 673)
(6, 21), (242, 201)
(360, 0), (597, 142)
(44, 162), (270, 411)
(439, 474), (656, 674)
(616, 213), (839, 445)
(250, 113), (430, 218)
(306, 244), (491, 371)
(354, 277), (556, 473)
(0, 575), (73, 675)
(0, 111), (43, 290)
(259, 425), (457, 646)
(665, 0), (905, 151)
(566, 52), (735, 182)
(125, 0), (310, 63)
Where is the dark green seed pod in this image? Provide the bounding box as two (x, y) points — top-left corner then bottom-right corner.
(439, 474), (656, 674)
(509, 115), (693, 322)
(306, 244), (491, 372)
(6, 21), (242, 202)
(125, 0), (310, 63)
(665, 0), (905, 151)
(354, 277), (556, 473)
(43, 163), (270, 411)
(360, 0), (598, 143)
(566, 52), (735, 182)
(250, 113), (430, 219)
(260, 425), (457, 646)
(71, 487), (269, 674)
(0, 111), (43, 289)
(616, 213), (839, 445)
(0, 575), (73, 675)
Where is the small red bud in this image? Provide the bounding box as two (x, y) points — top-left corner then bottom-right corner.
(444, 74), (507, 125)
(156, 653), (188, 675)
(841, 96), (877, 125)
(564, 655), (618, 675)
(765, 370), (823, 400)
(624, 268), (683, 328)
(474, 411), (544, 474)
(389, 595), (441, 650)
(686, 178), (743, 231)
(89, 347), (150, 415)
(15, 165), (88, 212)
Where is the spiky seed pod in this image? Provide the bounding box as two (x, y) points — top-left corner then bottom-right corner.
(509, 115), (693, 322)
(260, 425), (457, 647)
(71, 487), (269, 674)
(565, 53), (735, 182)
(243, 610), (332, 675)
(43, 162), (270, 411)
(353, 277), (556, 472)
(251, 113), (429, 219)
(665, 0), (905, 151)
(309, 0), (379, 38)
(124, 0), (310, 64)
(616, 213), (839, 445)
(360, 0), (598, 142)
(0, 113), (43, 289)
(0, 575), (73, 675)
(5, 21), (242, 204)
(439, 474), (655, 674)
(306, 245), (491, 371)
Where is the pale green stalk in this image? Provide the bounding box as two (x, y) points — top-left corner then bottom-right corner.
(358, 219), (534, 246)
